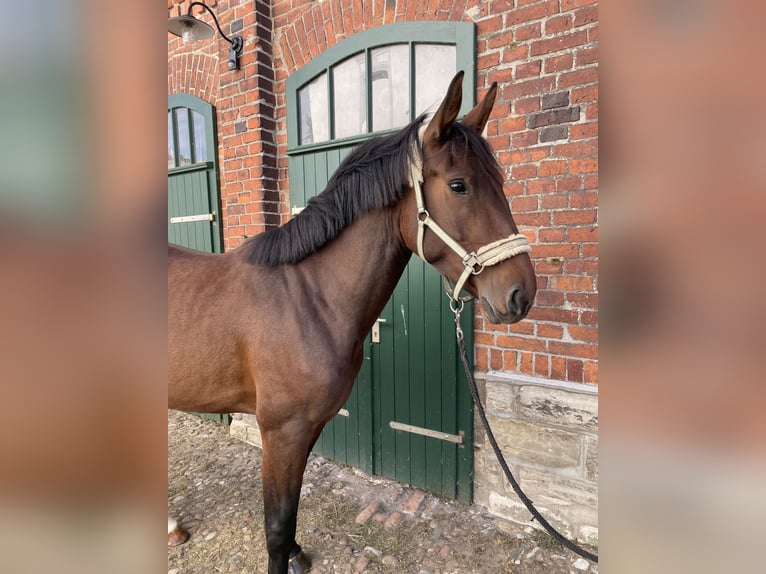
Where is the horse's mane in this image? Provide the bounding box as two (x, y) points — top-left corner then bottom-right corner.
(243, 115), (503, 267)
(244, 116), (427, 266)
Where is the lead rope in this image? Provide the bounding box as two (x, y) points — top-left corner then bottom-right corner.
(451, 304), (599, 564)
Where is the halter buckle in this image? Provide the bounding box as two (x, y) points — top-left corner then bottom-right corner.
(461, 253), (485, 276)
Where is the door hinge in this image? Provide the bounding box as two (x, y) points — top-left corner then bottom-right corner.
(389, 421), (464, 446)
(170, 212), (215, 224)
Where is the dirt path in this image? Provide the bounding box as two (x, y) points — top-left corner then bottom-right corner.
(168, 411), (597, 573)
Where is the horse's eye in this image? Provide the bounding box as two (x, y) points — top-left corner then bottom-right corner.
(449, 180), (468, 195)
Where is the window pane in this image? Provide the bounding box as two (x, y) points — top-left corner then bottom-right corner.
(192, 110), (207, 162)
(415, 44), (456, 116)
(299, 73), (329, 145)
(168, 111), (175, 169)
(174, 108), (192, 166)
(333, 54), (367, 139)
(372, 44), (410, 132)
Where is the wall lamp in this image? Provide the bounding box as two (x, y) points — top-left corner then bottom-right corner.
(168, 2), (243, 71)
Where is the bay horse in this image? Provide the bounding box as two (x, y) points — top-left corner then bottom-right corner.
(168, 71), (536, 574)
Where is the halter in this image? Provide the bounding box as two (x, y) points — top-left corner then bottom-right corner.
(408, 138), (531, 303)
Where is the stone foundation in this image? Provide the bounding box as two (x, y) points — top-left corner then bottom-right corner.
(473, 372), (598, 545)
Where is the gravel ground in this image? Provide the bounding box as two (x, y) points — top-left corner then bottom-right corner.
(168, 410), (597, 573)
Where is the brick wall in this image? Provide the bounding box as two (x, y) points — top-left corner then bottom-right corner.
(472, 0), (598, 385)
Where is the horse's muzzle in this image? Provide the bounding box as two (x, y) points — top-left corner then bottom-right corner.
(481, 283), (532, 324)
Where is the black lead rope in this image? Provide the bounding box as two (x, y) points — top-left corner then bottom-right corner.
(453, 313), (598, 564)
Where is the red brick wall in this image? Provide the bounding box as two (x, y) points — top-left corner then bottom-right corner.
(469, 2), (599, 384)
(168, 0), (281, 248)
(167, 0), (599, 385)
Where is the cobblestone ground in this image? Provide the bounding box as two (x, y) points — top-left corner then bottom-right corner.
(168, 411), (597, 573)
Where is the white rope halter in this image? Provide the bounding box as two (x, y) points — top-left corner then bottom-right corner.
(408, 136), (531, 302)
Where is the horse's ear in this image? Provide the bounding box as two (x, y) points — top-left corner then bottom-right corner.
(461, 82), (497, 134)
(423, 71), (464, 142)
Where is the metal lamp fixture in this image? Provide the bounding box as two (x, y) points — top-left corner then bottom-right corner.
(168, 2), (243, 71)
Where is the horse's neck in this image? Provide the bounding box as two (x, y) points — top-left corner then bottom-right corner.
(300, 206), (411, 338)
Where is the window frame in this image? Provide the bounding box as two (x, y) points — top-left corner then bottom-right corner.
(168, 93), (217, 173)
(286, 22), (476, 154)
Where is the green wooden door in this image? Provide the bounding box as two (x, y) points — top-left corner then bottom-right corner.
(168, 94), (228, 424)
(286, 21), (477, 502)
(373, 267), (474, 501)
(168, 94), (222, 255)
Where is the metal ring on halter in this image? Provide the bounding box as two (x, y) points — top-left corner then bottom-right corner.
(417, 210), (429, 222)
(449, 297), (464, 315)
(471, 262), (485, 275)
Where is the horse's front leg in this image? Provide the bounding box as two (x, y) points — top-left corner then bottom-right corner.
(260, 423), (319, 574)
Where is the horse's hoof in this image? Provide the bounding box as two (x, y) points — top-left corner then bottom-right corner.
(289, 550), (311, 573)
(167, 525), (190, 547)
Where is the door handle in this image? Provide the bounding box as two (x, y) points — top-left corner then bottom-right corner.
(371, 318), (386, 344)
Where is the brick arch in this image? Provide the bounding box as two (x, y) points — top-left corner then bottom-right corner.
(274, 0), (470, 77)
(168, 51), (220, 104)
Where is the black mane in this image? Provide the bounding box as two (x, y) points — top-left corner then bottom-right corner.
(244, 117), (426, 266)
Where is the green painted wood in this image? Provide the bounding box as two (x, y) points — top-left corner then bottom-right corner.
(304, 154), (317, 201)
(375, 298), (396, 478)
(371, 260), (474, 501)
(326, 148), (341, 178)
(314, 152), (328, 193)
(168, 168), (215, 252)
(422, 265), (445, 494)
(288, 22), (476, 501)
(288, 156), (306, 209)
(407, 258), (427, 489)
(392, 267), (411, 484)
(455, 299), (475, 503)
(440, 296), (458, 498)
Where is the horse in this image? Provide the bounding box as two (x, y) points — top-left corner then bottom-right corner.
(168, 71), (537, 574)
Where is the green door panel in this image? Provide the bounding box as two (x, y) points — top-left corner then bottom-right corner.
(168, 162), (220, 253)
(373, 262), (474, 501)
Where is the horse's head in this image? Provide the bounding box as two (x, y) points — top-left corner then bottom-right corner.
(402, 71), (536, 324)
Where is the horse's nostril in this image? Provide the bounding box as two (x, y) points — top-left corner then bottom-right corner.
(509, 284), (527, 316)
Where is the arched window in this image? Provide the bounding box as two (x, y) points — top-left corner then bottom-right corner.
(287, 22), (476, 150)
(168, 103), (211, 168)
